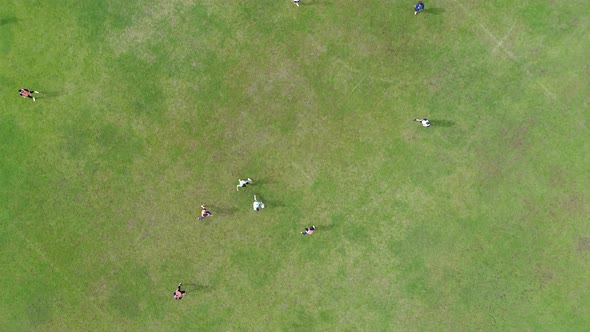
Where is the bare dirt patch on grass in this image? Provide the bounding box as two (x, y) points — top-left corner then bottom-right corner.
(577, 237), (590, 253)
(108, 0), (195, 56)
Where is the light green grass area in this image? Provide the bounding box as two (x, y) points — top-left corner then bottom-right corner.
(1, 0), (589, 330)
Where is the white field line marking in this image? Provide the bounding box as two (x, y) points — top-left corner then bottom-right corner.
(492, 23), (515, 54)
(14, 228), (112, 320)
(449, 0), (557, 100)
(350, 76), (367, 95)
(477, 23), (515, 59)
(273, 13), (283, 23)
(17, 230), (122, 317)
(538, 82), (557, 100)
(291, 162), (313, 182)
(335, 59), (361, 73)
(15, 228), (68, 277)
(453, 0), (516, 60)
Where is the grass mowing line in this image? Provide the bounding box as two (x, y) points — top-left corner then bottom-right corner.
(449, 0), (558, 101)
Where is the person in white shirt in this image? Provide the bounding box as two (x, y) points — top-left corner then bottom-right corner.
(415, 118), (431, 127)
(236, 178), (253, 191)
(253, 194), (265, 211)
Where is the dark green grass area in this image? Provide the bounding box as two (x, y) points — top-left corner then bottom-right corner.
(1, 0), (589, 330)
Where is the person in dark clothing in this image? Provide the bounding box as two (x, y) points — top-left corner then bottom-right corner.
(173, 283), (186, 300)
(414, 1), (425, 15)
(19, 88), (40, 102)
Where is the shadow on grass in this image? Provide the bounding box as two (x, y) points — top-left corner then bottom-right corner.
(426, 8), (445, 15)
(430, 119), (455, 127)
(315, 224), (335, 231)
(183, 283), (211, 292)
(300, 0), (335, 6)
(0, 17), (18, 26)
(251, 178), (270, 186)
(263, 199), (285, 208)
(38, 90), (61, 99)
(215, 206), (239, 216)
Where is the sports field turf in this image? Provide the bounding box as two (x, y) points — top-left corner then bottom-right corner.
(1, 0), (589, 330)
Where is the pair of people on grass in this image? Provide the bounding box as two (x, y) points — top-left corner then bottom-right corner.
(199, 193), (265, 220)
(237, 178), (266, 211)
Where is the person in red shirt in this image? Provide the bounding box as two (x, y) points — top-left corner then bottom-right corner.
(301, 226), (316, 235)
(173, 283), (186, 300)
(198, 204), (212, 220)
(19, 88), (40, 102)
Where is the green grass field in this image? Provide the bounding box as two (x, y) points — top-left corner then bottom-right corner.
(1, 0), (589, 330)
